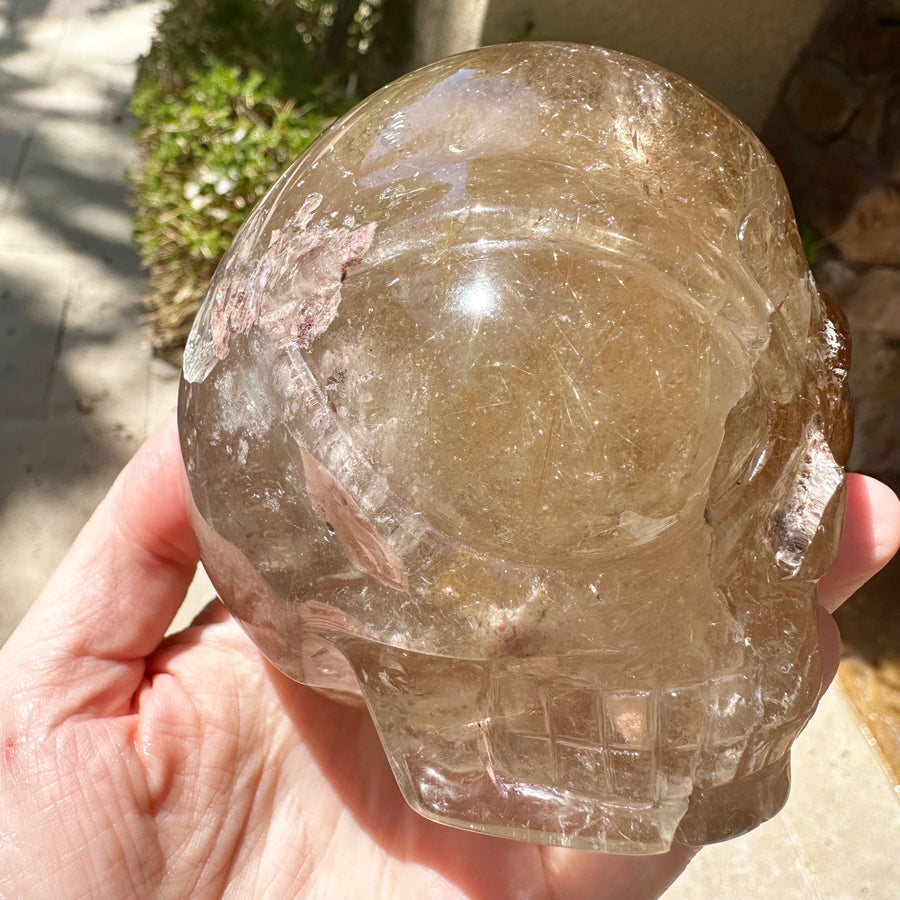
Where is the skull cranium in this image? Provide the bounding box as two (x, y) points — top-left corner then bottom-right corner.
(179, 43), (852, 854)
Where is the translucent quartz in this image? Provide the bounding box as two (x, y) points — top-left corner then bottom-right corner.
(179, 43), (853, 854)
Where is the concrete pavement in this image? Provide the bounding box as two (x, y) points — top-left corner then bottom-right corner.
(0, 0), (212, 637)
(0, 1), (897, 896)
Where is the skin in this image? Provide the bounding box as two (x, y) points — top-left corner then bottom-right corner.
(1, 415), (898, 900)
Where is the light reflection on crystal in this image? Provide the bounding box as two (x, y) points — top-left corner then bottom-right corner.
(453, 280), (497, 318)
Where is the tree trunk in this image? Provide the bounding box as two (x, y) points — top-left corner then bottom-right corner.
(318, 0), (361, 75)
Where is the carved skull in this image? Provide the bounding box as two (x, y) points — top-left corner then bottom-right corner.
(179, 43), (852, 854)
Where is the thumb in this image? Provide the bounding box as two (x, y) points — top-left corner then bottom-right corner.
(0, 413), (199, 721)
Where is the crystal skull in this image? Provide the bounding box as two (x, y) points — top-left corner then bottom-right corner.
(178, 42), (852, 854)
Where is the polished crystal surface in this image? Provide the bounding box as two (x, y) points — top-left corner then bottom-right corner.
(178, 43), (853, 854)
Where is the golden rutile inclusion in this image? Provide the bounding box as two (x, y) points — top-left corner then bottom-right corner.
(178, 43), (853, 854)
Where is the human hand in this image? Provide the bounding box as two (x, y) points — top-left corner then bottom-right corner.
(1, 416), (898, 900)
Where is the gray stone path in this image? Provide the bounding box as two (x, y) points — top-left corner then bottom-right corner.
(0, 2), (897, 896)
(0, 0), (211, 637)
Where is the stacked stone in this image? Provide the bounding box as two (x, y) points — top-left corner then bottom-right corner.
(764, 0), (900, 484)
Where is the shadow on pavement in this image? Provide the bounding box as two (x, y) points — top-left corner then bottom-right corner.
(0, 0), (161, 631)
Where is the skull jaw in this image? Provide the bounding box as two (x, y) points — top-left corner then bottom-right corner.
(387, 747), (790, 854)
(338, 637), (800, 855)
(393, 757), (690, 854)
(283, 632), (795, 854)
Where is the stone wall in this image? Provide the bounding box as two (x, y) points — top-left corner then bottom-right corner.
(763, 0), (900, 484)
(412, 0), (831, 131)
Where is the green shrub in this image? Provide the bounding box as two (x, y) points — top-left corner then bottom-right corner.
(130, 0), (410, 359)
(131, 62), (349, 356)
(797, 219), (821, 267)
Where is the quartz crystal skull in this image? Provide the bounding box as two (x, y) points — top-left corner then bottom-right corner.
(178, 43), (852, 854)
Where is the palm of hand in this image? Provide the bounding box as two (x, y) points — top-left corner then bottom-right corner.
(2, 602), (691, 900)
(1, 417), (897, 900)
